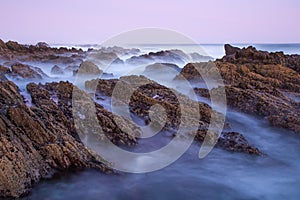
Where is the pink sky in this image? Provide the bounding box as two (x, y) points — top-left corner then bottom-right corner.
(1, 0), (299, 44)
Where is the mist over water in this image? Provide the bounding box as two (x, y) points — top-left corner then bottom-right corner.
(12, 44), (300, 200)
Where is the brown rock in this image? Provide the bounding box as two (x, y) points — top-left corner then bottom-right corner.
(0, 81), (113, 198)
(11, 63), (43, 79)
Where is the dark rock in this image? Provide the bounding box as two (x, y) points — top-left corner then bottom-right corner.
(51, 65), (64, 75)
(126, 50), (187, 65)
(11, 63), (43, 79)
(224, 44), (241, 56)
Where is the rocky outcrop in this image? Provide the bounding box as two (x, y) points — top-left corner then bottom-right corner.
(11, 63), (44, 79)
(85, 75), (261, 155)
(182, 45), (300, 133)
(221, 44), (300, 73)
(0, 40), (84, 66)
(0, 79), (144, 198)
(0, 81), (114, 198)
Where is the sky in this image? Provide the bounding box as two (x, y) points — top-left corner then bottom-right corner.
(0, 0), (299, 44)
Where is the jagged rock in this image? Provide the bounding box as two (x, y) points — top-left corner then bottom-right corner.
(0, 81), (113, 198)
(11, 63), (44, 79)
(224, 44), (241, 56)
(220, 45), (300, 73)
(187, 45), (300, 133)
(51, 65), (64, 75)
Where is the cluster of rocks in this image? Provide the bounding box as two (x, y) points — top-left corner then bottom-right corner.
(2, 41), (299, 198)
(126, 49), (213, 66)
(85, 75), (261, 156)
(179, 45), (300, 133)
(0, 39), (84, 65)
(0, 79), (142, 198)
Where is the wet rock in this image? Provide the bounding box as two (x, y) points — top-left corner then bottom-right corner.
(11, 63), (44, 79)
(0, 81), (113, 198)
(51, 65), (64, 75)
(194, 88), (210, 98)
(187, 45), (300, 133)
(86, 75), (261, 154)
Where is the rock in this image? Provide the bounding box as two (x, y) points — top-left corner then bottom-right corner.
(88, 52), (122, 65)
(36, 42), (50, 49)
(0, 81), (113, 198)
(78, 61), (102, 75)
(6, 41), (25, 52)
(11, 63), (43, 79)
(86, 75), (261, 154)
(220, 45), (300, 73)
(185, 45), (300, 133)
(126, 50), (187, 65)
(144, 63), (180, 73)
(51, 65), (64, 75)
(194, 88), (210, 98)
(224, 44), (240, 56)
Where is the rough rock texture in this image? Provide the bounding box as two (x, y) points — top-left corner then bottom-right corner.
(11, 63), (44, 79)
(0, 80), (143, 198)
(0, 81), (114, 198)
(181, 45), (300, 133)
(0, 40), (84, 65)
(85, 75), (261, 155)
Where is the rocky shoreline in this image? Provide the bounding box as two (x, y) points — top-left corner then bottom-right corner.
(0, 40), (299, 198)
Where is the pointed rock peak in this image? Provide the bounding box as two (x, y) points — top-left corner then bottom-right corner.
(224, 44), (240, 56)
